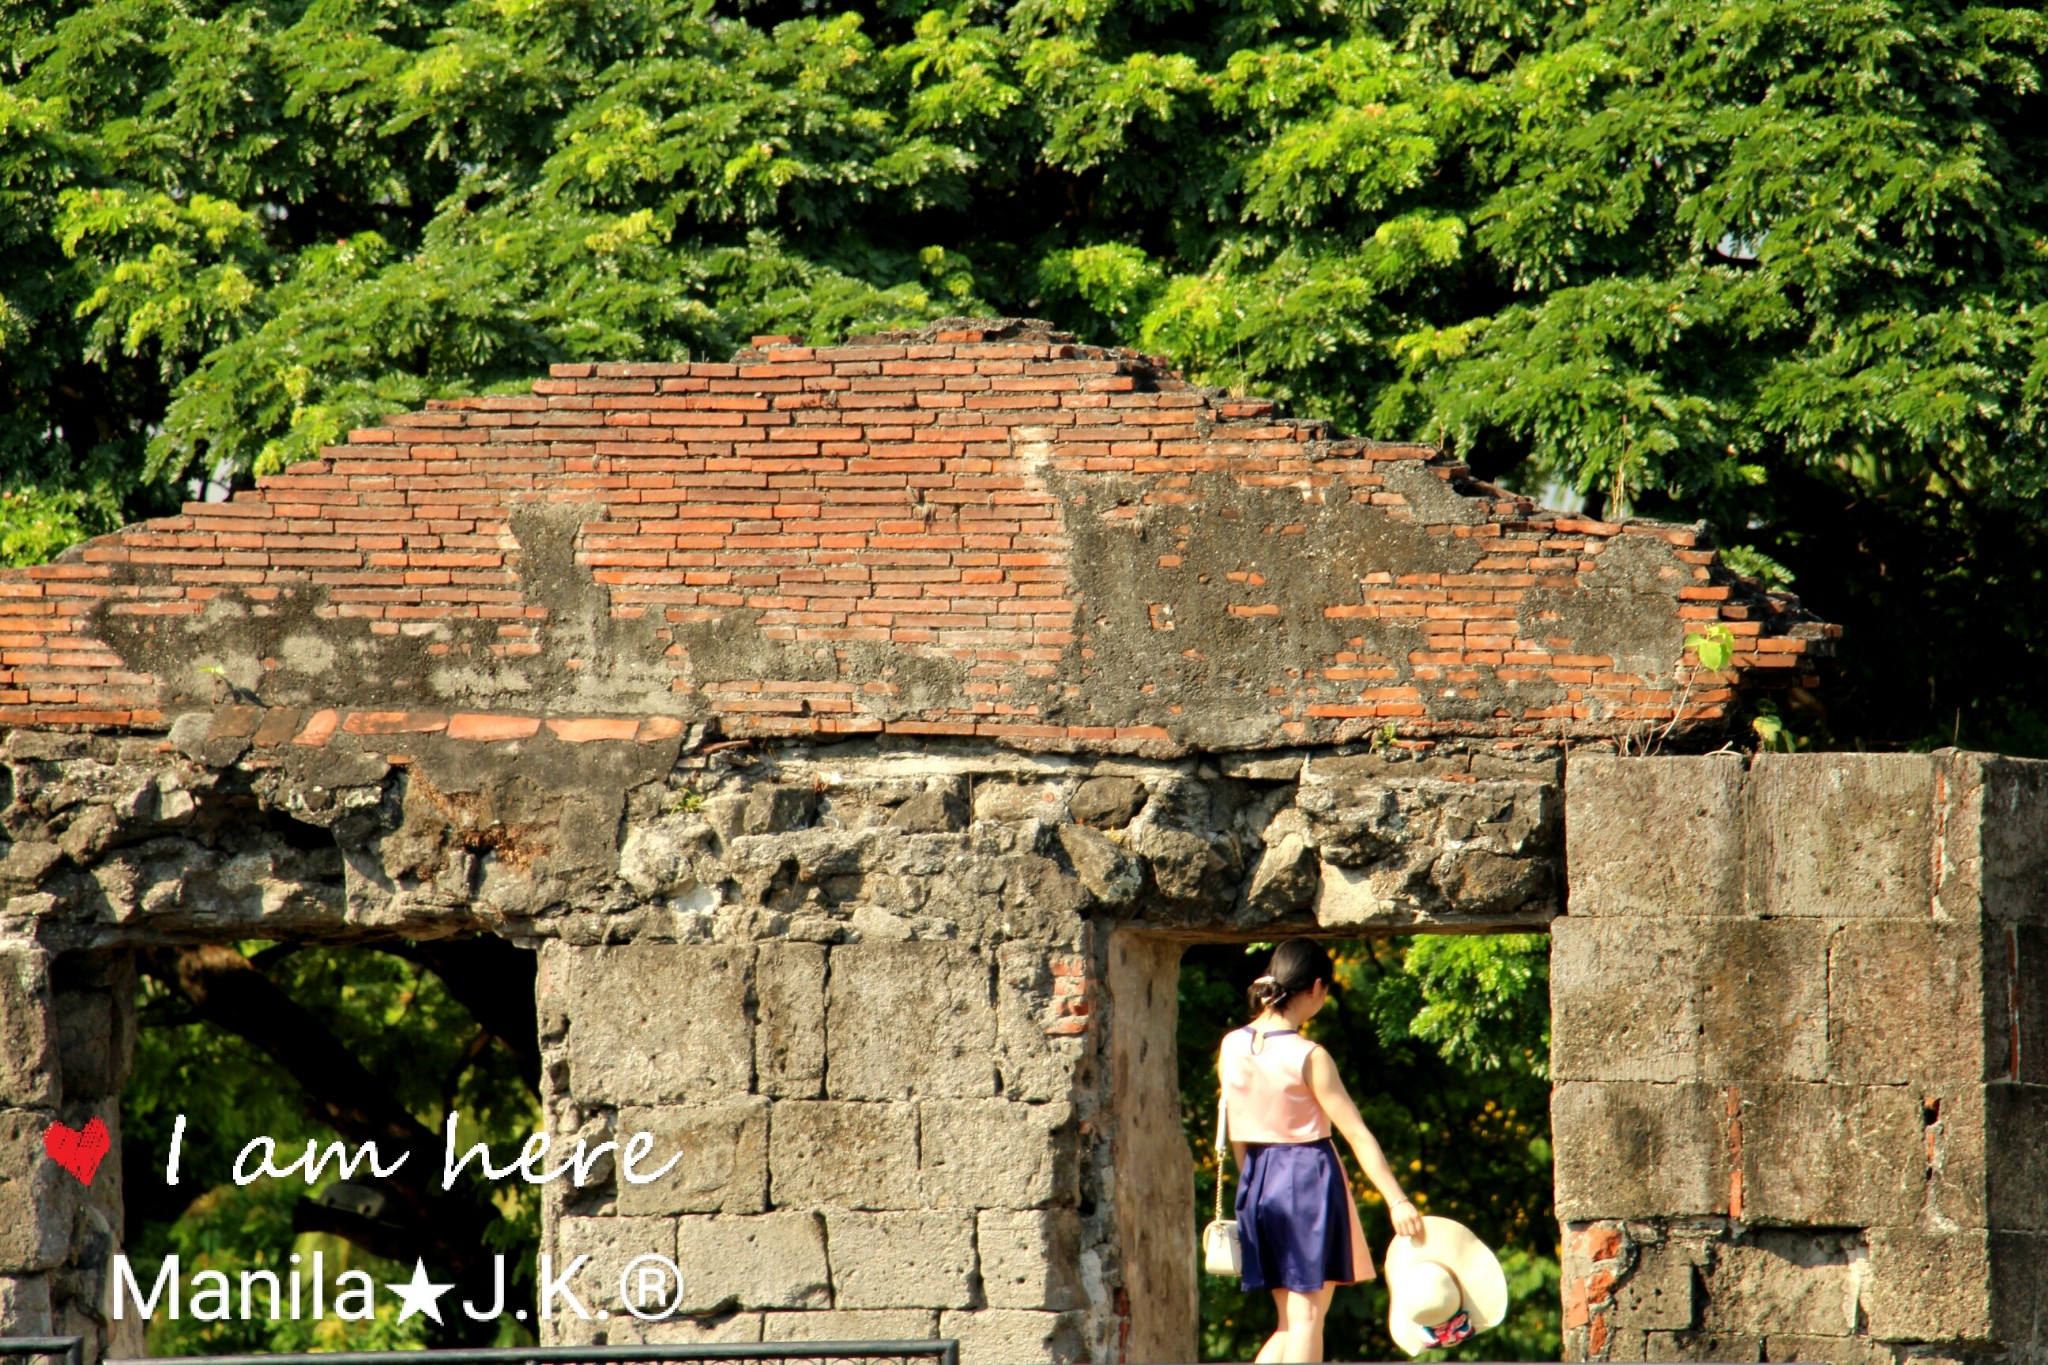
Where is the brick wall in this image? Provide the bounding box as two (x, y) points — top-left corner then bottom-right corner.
(0, 319), (1830, 748)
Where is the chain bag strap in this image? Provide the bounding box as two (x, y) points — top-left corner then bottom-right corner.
(1201, 1085), (1242, 1276)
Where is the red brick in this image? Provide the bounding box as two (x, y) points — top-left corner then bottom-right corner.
(293, 709), (341, 747)
(546, 717), (639, 742)
(343, 709), (450, 735)
(447, 713), (542, 741)
(206, 704), (265, 741)
(1576, 1225), (1623, 1263)
(251, 708), (304, 748)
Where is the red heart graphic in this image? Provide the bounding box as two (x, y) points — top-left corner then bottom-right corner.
(44, 1117), (111, 1186)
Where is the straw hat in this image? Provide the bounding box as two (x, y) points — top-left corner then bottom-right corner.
(1384, 1215), (1509, 1357)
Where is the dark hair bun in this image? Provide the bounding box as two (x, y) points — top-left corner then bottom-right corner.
(1246, 938), (1336, 1016)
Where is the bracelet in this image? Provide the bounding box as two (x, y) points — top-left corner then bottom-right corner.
(1393, 1196), (1415, 1207)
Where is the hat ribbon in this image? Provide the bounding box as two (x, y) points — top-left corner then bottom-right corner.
(1418, 1310), (1473, 1348)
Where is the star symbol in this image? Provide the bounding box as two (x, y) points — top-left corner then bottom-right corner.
(386, 1258), (454, 1324)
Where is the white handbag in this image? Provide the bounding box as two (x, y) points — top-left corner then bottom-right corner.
(1201, 1089), (1242, 1276)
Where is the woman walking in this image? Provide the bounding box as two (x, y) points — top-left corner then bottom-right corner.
(1219, 939), (1427, 1363)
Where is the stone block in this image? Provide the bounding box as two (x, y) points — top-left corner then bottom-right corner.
(0, 948), (55, 1106)
(920, 1101), (1078, 1210)
(745, 784), (816, 834)
(824, 1211), (976, 1309)
(939, 1308), (1085, 1365)
(615, 1099), (768, 1215)
(978, 1209), (1083, 1311)
(763, 1309), (939, 1341)
(993, 944), (1080, 1104)
(1699, 1237), (1860, 1338)
(890, 781), (969, 834)
(1070, 776), (1147, 830)
(1991, 1229), (2048, 1346)
(1638, 1329), (1763, 1363)
(53, 991), (119, 1103)
(826, 943), (997, 1100)
(973, 782), (1067, 825)
(1551, 918), (1698, 1082)
(1555, 918), (1813, 1084)
(605, 1311), (763, 1345)
(1553, 1082), (1727, 1220)
(1827, 922), (1987, 1083)
(1988, 1084), (2048, 1230)
(757, 942), (826, 1099)
(1763, 1334), (1906, 1365)
(547, 944), (753, 1104)
(1739, 1084), (1924, 1225)
(1982, 756), (2048, 923)
(1245, 830), (1318, 918)
(1985, 924), (2048, 1085)
(1220, 753), (1304, 782)
(1927, 1085), (1988, 1229)
(0, 1108), (71, 1273)
(673, 1213), (831, 1313)
(1863, 1226), (1992, 1341)
(1565, 755), (1745, 917)
(1613, 1244), (1696, 1331)
(1595, 1326), (1651, 1362)
(1698, 922), (1830, 1083)
(555, 1214), (676, 1322)
(1746, 754), (1935, 918)
(767, 1101), (918, 1210)
(1055, 823), (1140, 905)
(0, 1273), (52, 1334)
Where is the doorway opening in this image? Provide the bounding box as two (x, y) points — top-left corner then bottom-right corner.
(114, 933), (543, 1356)
(1107, 929), (1557, 1363)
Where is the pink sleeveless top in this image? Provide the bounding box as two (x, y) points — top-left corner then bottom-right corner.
(1219, 1025), (1331, 1143)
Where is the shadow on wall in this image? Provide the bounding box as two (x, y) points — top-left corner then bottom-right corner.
(1176, 936), (1559, 1363)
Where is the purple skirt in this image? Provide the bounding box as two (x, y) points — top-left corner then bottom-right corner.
(1236, 1139), (1357, 1293)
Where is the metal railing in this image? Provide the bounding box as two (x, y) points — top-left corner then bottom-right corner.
(0, 1340), (83, 1365)
(7, 1338), (1760, 1365)
(7, 1343), (958, 1365)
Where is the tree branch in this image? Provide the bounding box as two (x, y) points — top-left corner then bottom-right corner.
(380, 936), (541, 1093)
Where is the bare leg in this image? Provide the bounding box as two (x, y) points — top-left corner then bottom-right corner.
(1255, 1291), (1290, 1363)
(1307, 1284), (1337, 1361)
(1259, 1287), (1331, 1362)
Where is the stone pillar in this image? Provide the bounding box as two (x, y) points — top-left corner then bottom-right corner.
(0, 943), (137, 1359)
(1106, 932), (1196, 1364)
(536, 937), (1092, 1365)
(1557, 751), (2048, 1364)
(0, 936), (61, 1338)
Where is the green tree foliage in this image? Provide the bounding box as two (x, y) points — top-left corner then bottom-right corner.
(124, 941), (542, 1351)
(1180, 936), (1556, 1362)
(6, 0), (2047, 738)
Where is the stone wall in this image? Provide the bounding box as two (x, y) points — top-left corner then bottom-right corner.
(0, 715), (1561, 1363)
(0, 933), (139, 1362)
(6, 717), (2047, 1365)
(1556, 751), (2048, 1365)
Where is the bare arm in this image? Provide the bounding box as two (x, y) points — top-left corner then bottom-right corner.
(1217, 1054), (1248, 1176)
(1305, 1044), (1425, 1238)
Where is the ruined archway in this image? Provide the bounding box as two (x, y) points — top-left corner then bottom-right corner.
(5, 320), (2038, 1365)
